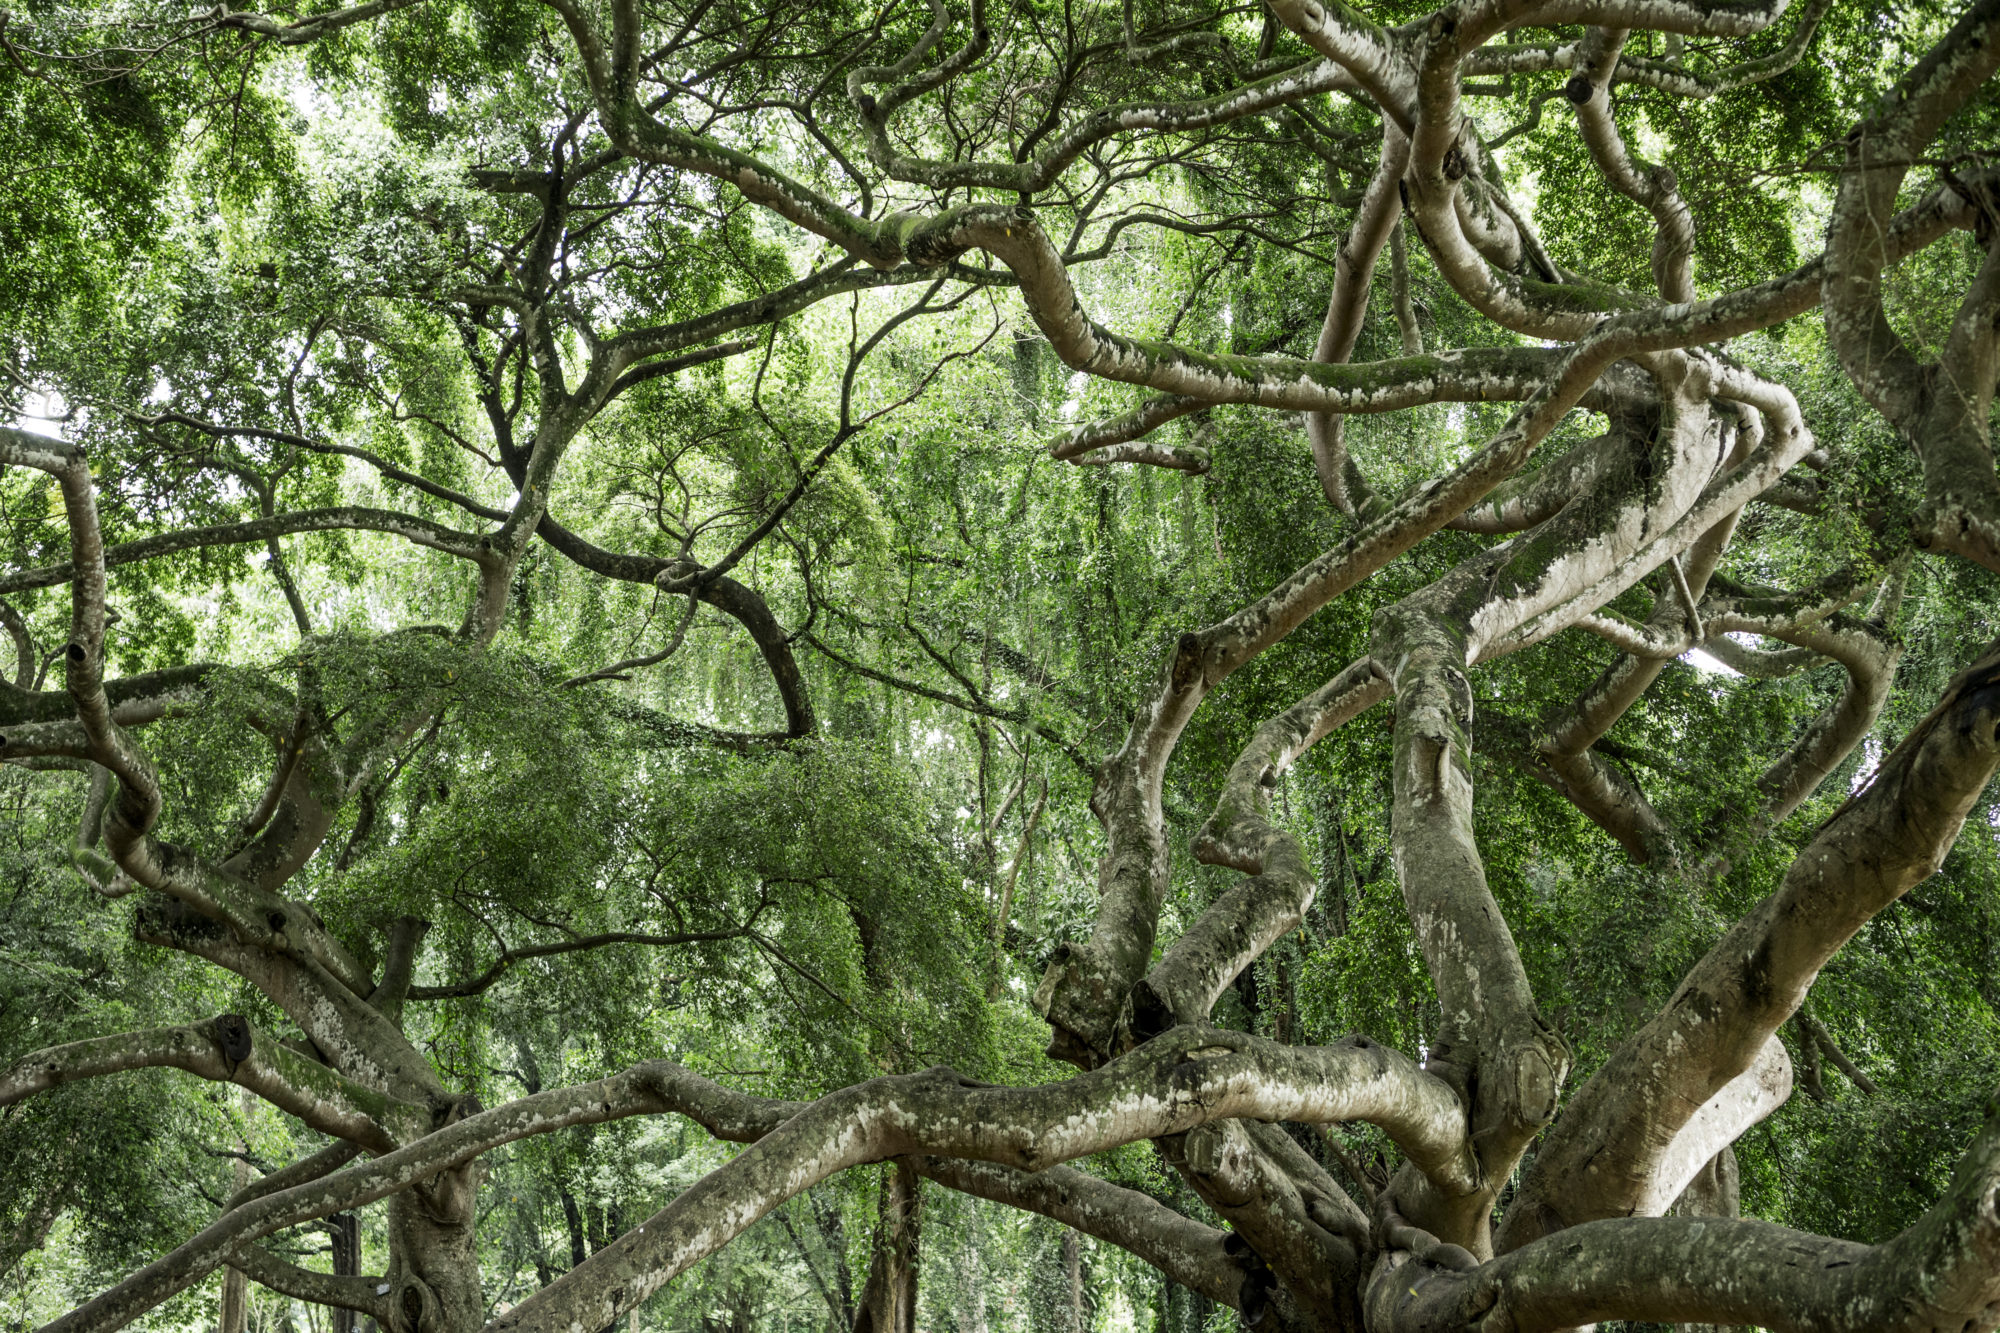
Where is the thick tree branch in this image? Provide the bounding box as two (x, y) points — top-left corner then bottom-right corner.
(1374, 1079), (2000, 1332)
(1030, 324), (1662, 1063)
(45, 1026), (1464, 1333)
(225, 1243), (392, 1320)
(0, 1017), (428, 1152)
(1568, 27), (1697, 302)
(910, 1157), (1245, 1309)
(1821, 0), (2000, 567)
(483, 1024), (1469, 1333)
(1132, 663), (1400, 1052)
(1500, 635), (2000, 1252)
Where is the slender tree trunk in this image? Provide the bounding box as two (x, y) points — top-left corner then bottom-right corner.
(1060, 1229), (1083, 1333)
(330, 1213), (359, 1333)
(220, 1091), (253, 1333)
(559, 1187), (587, 1271)
(218, 1252), (248, 1333)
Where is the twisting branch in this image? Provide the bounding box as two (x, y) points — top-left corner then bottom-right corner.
(1821, 0), (2000, 569)
(407, 925), (762, 1000)
(1374, 1078), (2000, 1332)
(1696, 583), (1902, 869)
(225, 1243), (392, 1320)
(0, 1016), (429, 1153)
(1499, 636), (2000, 1252)
(906, 206), (1569, 415)
(45, 1026), (1467, 1333)
(1566, 27), (1698, 302)
(1132, 662), (1398, 1049)
(486, 1024), (1470, 1333)
(0, 437), (385, 1063)
(909, 1157), (1245, 1308)
(1026, 316), (1670, 1064)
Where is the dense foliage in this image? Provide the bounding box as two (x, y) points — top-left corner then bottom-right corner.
(2, 0), (1999, 1329)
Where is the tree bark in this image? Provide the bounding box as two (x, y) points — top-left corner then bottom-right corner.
(852, 1163), (921, 1333)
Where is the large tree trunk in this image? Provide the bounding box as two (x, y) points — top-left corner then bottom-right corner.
(386, 1164), (485, 1333)
(851, 1162), (921, 1333)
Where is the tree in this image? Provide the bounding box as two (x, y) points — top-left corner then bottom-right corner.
(2, 0), (1999, 1327)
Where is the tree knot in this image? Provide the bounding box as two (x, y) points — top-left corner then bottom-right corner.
(211, 1013), (254, 1067)
(1170, 633), (1205, 693)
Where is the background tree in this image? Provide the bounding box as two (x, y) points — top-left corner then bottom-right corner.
(2, 0), (1999, 1329)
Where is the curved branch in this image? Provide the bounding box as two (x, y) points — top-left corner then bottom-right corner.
(594, 254), (978, 393)
(225, 1244), (391, 1320)
(1375, 1081), (2000, 1332)
(134, 900), (440, 1102)
(486, 431), (818, 735)
(407, 927), (755, 1000)
(1261, 0), (1413, 128)
(1697, 597), (1901, 866)
(1567, 27), (1697, 302)
(908, 206), (1567, 415)
(1028, 324), (1658, 1062)
(129, 413), (508, 522)
(1699, 632), (1821, 677)
(37, 1059), (795, 1333)
(484, 1024), (1467, 1333)
(1521, 0), (1801, 38)
(1823, 0), (2000, 564)
(0, 505), (488, 598)
(0, 1017), (428, 1152)
(910, 1157), (1244, 1309)
(0, 434), (387, 1056)
(45, 1027), (1462, 1333)
(1633, 1033), (1791, 1217)
(1134, 662), (1397, 1047)
(1499, 636), (2000, 1252)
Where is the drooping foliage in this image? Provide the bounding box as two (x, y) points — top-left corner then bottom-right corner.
(3, 0), (2000, 1329)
